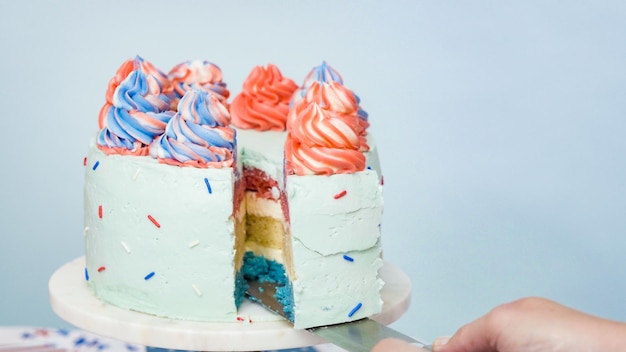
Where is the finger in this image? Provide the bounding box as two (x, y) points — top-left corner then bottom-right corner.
(435, 314), (501, 352)
(371, 338), (430, 352)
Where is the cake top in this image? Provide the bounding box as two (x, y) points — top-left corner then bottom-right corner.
(94, 56), (371, 174)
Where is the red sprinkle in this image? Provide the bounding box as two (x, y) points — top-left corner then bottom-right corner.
(147, 215), (161, 228)
(83, 157), (87, 166)
(381, 176), (385, 185)
(237, 316), (245, 322)
(98, 205), (103, 219)
(334, 190), (347, 199)
(97, 266), (106, 272)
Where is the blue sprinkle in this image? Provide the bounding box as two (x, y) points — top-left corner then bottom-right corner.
(343, 254), (354, 262)
(75, 337), (86, 346)
(144, 272), (155, 280)
(348, 302), (363, 317)
(92, 161), (100, 170)
(204, 177), (212, 194)
(367, 165), (372, 170)
(85, 267), (89, 281)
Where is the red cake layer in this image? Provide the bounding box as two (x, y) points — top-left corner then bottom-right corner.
(243, 167), (279, 199)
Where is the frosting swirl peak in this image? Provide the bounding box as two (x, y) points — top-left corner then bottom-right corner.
(97, 56), (175, 155)
(150, 89), (235, 168)
(230, 64), (298, 131)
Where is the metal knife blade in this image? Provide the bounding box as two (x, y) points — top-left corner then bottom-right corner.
(246, 281), (432, 351)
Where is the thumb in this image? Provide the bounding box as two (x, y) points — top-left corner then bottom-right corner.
(372, 338), (430, 352)
(432, 314), (499, 352)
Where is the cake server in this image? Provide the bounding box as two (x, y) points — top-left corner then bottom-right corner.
(246, 281), (432, 352)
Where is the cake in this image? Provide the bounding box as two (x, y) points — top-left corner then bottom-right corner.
(84, 56), (384, 329)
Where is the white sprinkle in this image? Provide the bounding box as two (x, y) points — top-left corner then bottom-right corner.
(83, 226), (89, 237)
(133, 168), (141, 180)
(120, 241), (131, 253)
(192, 284), (202, 296)
(188, 240), (200, 248)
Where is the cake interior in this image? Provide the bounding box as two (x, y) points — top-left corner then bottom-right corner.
(240, 165), (296, 321)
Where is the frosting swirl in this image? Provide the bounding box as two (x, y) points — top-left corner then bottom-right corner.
(288, 81), (369, 152)
(168, 60), (230, 102)
(97, 64), (175, 155)
(285, 102), (365, 176)
(291, 62), (369, 142)
(230, 64), (298, 131)
(99, 56), (174, 128)
(150, 89), (236, 168)
(97, 107), (174, 155)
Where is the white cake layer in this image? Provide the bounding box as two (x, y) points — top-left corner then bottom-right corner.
(286, 170), (384, 329)
(245, 192), (284, 219)
(84, 139), (242, 322)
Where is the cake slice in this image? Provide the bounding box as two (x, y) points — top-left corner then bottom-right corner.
(85, 82), (246, 321)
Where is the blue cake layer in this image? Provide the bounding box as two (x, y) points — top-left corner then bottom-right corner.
(242, 251), (294, 321)
(234, 269), (247, 308)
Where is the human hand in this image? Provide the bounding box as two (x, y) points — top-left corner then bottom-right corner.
(372, 297), (626, 352)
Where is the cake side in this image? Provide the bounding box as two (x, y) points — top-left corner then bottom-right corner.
(84, 138), (244, 321)
(286, 170), (384, 329)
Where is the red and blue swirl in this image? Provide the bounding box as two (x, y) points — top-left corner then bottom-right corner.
(168, 60), (230, 102)
(97, 56), (175, 155)
(150, 89), (236, 168)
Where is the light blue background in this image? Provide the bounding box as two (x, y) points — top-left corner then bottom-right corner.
(1, 0), (625, 346)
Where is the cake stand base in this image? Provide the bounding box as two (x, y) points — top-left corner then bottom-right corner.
(49, 257), (412, 351)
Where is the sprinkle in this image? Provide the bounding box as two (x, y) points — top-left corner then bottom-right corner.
(144, 272), (155, 280)
(381, 176), (384, 186)
(343, 254), (354, 262)
(188, 240), (200, 248)
(120, 241), (131, 253)
(84, 268), (89, 281)
(334, 190), (347, 199)
(83, 227), (89, 237)
(97, 266), (106, 273)
(237, 316), (245, 322)
(192, 284), (202, 296)
(204, 177), (212, 194)
(92, 161), (100, 171)
(348, 302), (363, 317)
(98, 205), (103, 219)
(133, 168), (141, 180)
(367, 165), (371, 170)
(147, 215), (160, 228)
(83, 157), (87, 166)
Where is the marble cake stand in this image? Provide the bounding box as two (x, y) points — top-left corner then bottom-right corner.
(49, 257), (412, 351)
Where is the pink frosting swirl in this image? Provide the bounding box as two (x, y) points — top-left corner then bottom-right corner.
(287, 81), (369, 151)
(285, 102), (365, 176)
(230, 64), (298, 131)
